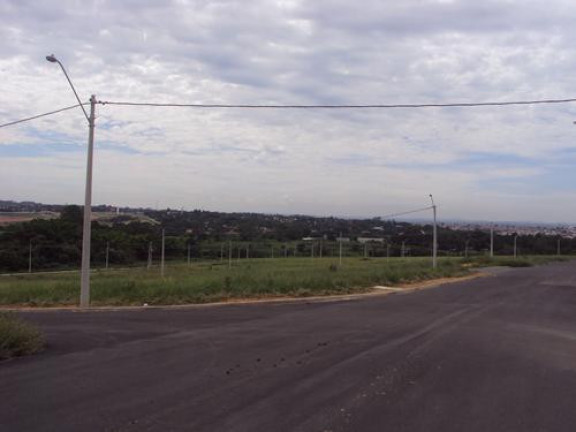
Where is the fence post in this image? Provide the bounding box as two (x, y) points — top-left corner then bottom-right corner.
(339, 233), (343, 266)
(28, 240), (32, 274)
(161, 229), (165, 278)
(228, 241), (232, 269)
(105, 241), (110, 270)
(147, 241), (153, 269)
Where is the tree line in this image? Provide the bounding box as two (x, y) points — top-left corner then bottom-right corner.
(0, 205), (573, 272)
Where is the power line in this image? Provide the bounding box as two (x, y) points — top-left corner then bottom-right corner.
(3, 96), (576, 129)
(98, 97), (576, 109)
(381, 206), (433, 220)
(0, 103), (86, 129)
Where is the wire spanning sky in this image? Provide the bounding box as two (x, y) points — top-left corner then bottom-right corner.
(2, 0), (576, 223)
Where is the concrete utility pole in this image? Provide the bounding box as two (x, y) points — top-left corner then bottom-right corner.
(105, 241), (110, 270)
(429, 194), (438, 269)
(46, 54), (96, 308)
(161, 229), (166, 278)
(490, 227), (494, 258)
(28, 240), (32, 274)
(80, 96), (96, 305)
(513, 235), (518, 259)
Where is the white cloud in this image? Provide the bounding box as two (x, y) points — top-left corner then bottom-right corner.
(1, 0), (576, 222)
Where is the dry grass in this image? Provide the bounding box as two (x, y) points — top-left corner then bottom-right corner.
(0, 312), (44, 360)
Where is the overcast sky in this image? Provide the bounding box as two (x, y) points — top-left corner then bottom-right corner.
(2, 0), (576, 222)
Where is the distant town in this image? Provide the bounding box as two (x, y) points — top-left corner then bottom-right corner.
(2, 199), (576, 239)
(440, 221), (576, 239)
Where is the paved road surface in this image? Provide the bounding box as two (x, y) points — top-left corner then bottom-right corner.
(2, 262), (576, 431)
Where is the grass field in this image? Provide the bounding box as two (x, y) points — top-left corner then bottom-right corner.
(0, 256), (569, 307)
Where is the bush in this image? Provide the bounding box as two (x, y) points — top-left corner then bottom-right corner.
(0, 312), (44, 360)
(497, 259), (532, 267)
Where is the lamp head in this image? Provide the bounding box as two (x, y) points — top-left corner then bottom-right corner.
(46, 54), (58, 63)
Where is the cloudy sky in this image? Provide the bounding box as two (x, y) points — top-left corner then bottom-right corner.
(2, 0), (576, 222)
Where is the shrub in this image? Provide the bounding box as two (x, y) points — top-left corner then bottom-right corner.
(498, 259), (532, 267)
(0, 313), (44, 360)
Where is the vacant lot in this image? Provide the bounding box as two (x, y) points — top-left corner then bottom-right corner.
(2, 260), (576, 431)
(0, 211), (59, 226)
(0, 256), (566, 307)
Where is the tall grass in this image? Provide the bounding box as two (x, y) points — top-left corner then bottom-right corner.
(0, 256), (567, 307)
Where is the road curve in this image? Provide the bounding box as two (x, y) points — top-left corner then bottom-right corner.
(2, 261), (576, 431)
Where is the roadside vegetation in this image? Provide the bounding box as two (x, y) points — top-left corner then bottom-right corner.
(0, 312), (44, 360)
(0, 255), (568, 307)
(462, 255), (567, 268)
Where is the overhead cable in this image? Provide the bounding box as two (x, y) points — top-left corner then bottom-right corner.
(0, 103), (86, 129)
(98, 97), (576, 109)
(381, 206), (433, 220)
(3, 96), (576, 129)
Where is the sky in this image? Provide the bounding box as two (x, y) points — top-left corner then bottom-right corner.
(2, 0), (576, 223)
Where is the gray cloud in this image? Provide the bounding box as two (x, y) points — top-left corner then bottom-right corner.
(2, 0), (576, 221)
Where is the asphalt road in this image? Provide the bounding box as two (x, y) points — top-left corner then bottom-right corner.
(2, 261), (576, 431)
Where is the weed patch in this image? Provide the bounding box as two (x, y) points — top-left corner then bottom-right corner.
(0, 313), (44, 360)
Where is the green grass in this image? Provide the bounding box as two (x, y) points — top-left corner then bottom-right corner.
(462, 255), (569, 268)
(0, 312), (44, 360)
(0, 256), (569, 307)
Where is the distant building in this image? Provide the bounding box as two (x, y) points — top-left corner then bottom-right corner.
(357, 237), (385, 244)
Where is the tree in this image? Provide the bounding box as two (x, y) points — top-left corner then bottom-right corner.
(60, 205), (83, 225)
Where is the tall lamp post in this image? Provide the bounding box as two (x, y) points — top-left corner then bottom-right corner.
(429, 194), (438, 269)
(46, 54), (96, 308)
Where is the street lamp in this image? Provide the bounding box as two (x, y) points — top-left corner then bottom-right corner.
(429, 194), (438, 269)
(46, 54), (96, 308)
